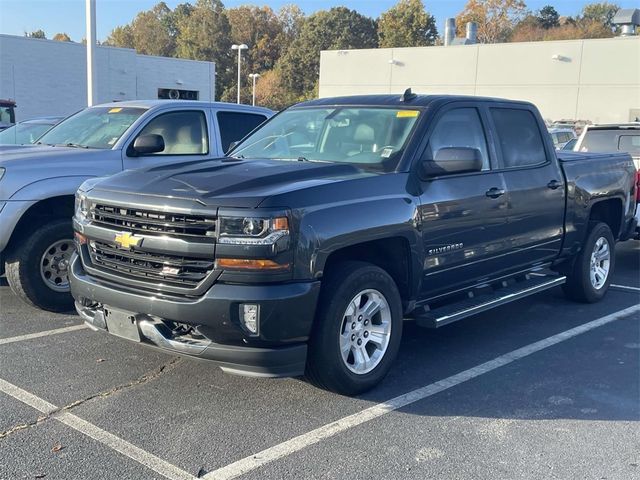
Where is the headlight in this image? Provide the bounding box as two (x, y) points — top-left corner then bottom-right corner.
(218, 216), (289, 245)
(0, 167), (5, 181)
(74, 192), (89, 220)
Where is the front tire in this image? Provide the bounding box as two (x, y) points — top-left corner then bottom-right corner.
(5, 219), (75, 313)
(306, 261), (403, 395)
(563, 222), (615, 303)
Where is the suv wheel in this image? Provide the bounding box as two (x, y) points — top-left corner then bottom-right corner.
(306, 261), (402, 395)
(563, 222), (615, 303)
(5, 219), (75, 313)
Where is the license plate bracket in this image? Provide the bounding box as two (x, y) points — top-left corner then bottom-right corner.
(104, 307), (141, 342)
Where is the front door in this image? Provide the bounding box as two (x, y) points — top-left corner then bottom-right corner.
(123, 109), (211, 170)
(418, 105), (509, 299)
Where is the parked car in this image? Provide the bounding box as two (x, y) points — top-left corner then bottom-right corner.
(69, 94), (637, 395)
(575, 123), (640, 238)
(0, 116), (65, 145)
(0, 99), (16, 131)
(0, 100), (273, 312)
(548, 127), (576, 149)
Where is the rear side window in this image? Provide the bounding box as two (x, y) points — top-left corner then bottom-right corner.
(491, 108), (547, 168)
(137, 110), (208, 155)
(618, 134), (640, 154)
(580, 130), (620, 153)
(424, 107), (490, 170)
(217, 111), (267, 153)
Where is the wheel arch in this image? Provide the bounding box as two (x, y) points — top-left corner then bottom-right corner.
(320, 236), (418, 312)
(5, 195), (74, 255)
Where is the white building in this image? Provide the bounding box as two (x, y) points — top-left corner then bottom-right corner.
(0, 34), (216, 120)
(319, 36), (640, 124)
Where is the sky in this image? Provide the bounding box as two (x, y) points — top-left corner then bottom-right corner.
(1, 0), (639, 42)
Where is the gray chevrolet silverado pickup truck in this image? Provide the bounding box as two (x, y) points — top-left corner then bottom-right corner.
(0, 100), (272, 312)
(69, 93), (638, 395)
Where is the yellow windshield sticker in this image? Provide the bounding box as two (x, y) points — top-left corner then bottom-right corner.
(108, 107), (123, 113)
(397, 110), (419, 118)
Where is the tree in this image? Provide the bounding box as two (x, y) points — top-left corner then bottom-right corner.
(104, 25), (135, 49)
(510, 14), (544, 42)
(278, 7), (378, 98)
(175, 0), (233, 99)
(581, 2), (619, 28)
(277, 4), (305, 46)
(130, 2), (175, 57)
(455, 0), (527, 43)
(226, 5), (284, 73)
(25, 29), (46, 39)
(52, 32), (72, 42)
(538, 5), (559, 29)
(254, 68), (298, 110)
(378, 0), (438, 48)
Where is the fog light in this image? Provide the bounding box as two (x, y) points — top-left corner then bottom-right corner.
(240, 304), (260, 335)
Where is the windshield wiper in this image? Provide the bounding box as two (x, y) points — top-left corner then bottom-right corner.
(297, 156), (310, 162)
(55, 142), (90, 149)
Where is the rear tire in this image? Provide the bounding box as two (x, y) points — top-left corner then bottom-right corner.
(306, 261), (403, 395)
(5, 219), (75, 313)
(563, 222), (615, 303)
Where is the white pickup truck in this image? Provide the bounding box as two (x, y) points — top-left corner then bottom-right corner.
(0, 100), (273, 312)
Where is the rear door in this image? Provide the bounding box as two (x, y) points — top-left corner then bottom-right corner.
(487, 105), (565, 268)
(123, 108), (212, 170)
(214, 110), (269, 155)
(417, 103), (510, 298)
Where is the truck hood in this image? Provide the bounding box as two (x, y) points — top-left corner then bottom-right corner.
(0, 144), (109, 167)
(91, 158), (375, 208)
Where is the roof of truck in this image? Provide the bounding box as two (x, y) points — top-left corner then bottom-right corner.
(89, 99), (274, 115)
(296, 93), (533, 108)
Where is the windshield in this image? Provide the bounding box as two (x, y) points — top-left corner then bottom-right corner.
(232, 107), (421, 172)
(0, 122), (55, 145)
(579, 129), (623, 153)
(37, 106), (146, 149)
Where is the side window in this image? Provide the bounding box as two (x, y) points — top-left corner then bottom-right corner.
(618, 134), (640, 154)
(423, 107), (490, 170)
(217, 111), (267, 153)
(136, 110), (208, 155)
(491, 108), (547, 168)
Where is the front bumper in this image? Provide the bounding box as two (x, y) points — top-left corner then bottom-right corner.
(69, 253), (321, 377)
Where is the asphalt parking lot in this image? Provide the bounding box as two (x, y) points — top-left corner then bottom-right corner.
(0, 241), (638, 480)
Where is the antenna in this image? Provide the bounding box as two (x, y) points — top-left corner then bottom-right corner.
(400, 88), (417, 102)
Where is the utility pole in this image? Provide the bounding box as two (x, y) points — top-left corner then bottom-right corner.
(231, 44), (248, 104)
(248, 73), (260, 106)
(85, 0), (97, 106)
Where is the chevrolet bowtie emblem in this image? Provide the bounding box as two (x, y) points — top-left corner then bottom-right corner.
(114, 232), (141, 249)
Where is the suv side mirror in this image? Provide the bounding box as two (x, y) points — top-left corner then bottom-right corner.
(422, 147), (483, 177)
(132, 134), (165, 155)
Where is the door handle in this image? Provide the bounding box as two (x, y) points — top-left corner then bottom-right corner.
(485, 187), (505, 199)
(547, 180), (561, 190)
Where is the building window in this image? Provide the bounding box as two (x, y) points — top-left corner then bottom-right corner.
(157, 88), (199, 100)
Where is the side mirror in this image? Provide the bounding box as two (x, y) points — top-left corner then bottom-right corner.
(132, 134), (165, 155)
(226, 140), (240, 154)
(421, 147), (483, 177)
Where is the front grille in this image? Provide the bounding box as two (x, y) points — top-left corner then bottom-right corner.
(89, 241), (214, 288)
(91, 204), (216, 239)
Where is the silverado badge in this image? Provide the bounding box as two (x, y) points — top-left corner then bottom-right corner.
(114, 232), (141, 249)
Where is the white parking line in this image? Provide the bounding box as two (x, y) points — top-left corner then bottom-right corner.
(610, 284), (640, 293)
(204, 303), (640, 480)
(0, 378), (196, 480)
(0, 324), (88, 346)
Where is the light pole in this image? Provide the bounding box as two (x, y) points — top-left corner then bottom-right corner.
(231, 44), (248, 104)
(248, 73), (260, 106)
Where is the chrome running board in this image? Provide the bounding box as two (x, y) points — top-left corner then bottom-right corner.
(415, 275), (566, 328)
